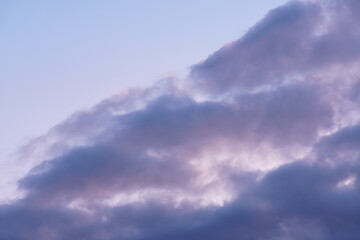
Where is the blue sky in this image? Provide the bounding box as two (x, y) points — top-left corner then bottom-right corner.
(0, 0), (287, 168)
(3, 0), (360, 239)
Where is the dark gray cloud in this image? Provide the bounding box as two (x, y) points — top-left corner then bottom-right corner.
(2, 0), (360, 239)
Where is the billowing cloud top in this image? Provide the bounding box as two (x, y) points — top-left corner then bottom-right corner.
(2, 0), (360, 239)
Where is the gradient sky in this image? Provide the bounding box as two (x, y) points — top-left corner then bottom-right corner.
(0, 0), (287, 192)
(2, 0), (360, 239)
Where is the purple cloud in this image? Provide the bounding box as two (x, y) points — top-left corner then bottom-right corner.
(190, 0), (360, 94)
(2, 0), (360, 239)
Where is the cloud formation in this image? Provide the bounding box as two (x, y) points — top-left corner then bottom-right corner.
(2, 0), (360, 239)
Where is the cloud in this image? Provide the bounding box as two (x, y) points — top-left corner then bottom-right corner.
(18, 80), (333, 206)
(190, 0), (360, 94)
(2, 0), (360, 239)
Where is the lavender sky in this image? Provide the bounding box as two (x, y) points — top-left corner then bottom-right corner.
(2, 0), (360, 239)
(0, 0), (287, 200)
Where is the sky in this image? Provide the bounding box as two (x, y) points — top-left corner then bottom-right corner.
(0, 0), (288, 197)
(2, 0), (360, 239)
